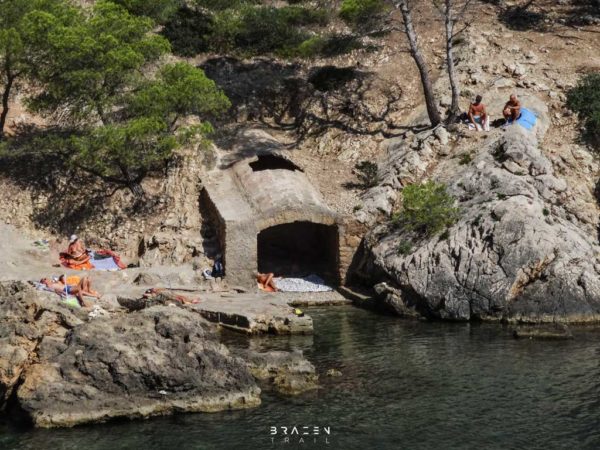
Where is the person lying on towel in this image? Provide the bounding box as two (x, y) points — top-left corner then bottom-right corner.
(40, 275), (100, 307)
(503, 94), (521, 123)
(65, 234), (90, 264)
(257, 272), (278, 292)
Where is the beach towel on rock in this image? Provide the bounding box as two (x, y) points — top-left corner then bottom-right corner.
(507, 107), (537, 130)
(88, 251), (121, 271)
(59, 249), (125, 271)
(273, 274), (333, 293)
(59, 253), (93, 270)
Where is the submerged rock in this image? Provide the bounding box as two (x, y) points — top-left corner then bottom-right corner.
(373, 282), (422, 318)
(513, 324), (573, 340)
(240, 349), (318, 395)
(0, 282), (261, 428)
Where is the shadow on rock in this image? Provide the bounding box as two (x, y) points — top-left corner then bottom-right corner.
(201, 57), (407, 142)
(0, 128), (167, 239)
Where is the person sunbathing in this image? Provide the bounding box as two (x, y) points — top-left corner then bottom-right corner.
(468, 95), (489, 131)
(142, 288), (200, 305)
(65, 234), (90, 264)
(40, 276), (100, 307)
(503, 94), (521, 123)
(257, 272), (278, 292)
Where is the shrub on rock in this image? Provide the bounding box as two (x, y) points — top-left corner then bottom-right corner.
(394, 181), (459, 236)
(339, 0), (385, 27)
(354, 160), (380, 189)
(567, 72), (600, 149)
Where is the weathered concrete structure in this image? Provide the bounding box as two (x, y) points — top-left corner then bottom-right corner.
(203, 130), (362, 289)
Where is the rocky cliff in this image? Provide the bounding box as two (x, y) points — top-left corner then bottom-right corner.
(364, 97), (600, 323)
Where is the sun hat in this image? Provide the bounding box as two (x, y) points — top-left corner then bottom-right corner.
(69, 234), (78, 243)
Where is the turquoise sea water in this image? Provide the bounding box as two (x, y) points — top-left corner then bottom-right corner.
(2, 306), (600, 449)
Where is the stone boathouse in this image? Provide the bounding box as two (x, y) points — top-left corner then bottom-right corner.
(202, 130), (363, 289)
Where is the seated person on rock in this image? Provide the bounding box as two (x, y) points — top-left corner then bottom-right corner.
(40, 275), (100, 307)
(65, 234), (90, 264)
(468, 95), (489, 131)
(503, 94), (521, 123)
(257, 272), (277, 292)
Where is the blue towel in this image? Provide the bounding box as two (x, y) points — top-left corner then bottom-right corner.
(509, 107), (537, 130)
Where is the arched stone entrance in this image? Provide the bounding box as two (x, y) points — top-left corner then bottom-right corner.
(201, 130), (365, 288)
(257, 221), (339, 284)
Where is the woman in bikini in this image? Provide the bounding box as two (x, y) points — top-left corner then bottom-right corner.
(66, 234), (91, 264)
(40, 276), (100, 307)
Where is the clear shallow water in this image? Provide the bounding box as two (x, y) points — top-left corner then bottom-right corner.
(2, 306), (600, 450)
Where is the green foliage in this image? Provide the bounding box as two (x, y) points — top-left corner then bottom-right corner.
(164, 3), (333, 57)
(567, 73), (600, 149)
(129, 62), (231, 122)
(72, 62), (229, 188)
(14, 1), (228, 191)
(542, 207), (550, 216)
(109, 0), (182, 22)
(354, 160), (380, 189)
(295, 36), (326, 58)
(458, 153), (472, 165)
(0, 0), (231, 194)
(0, 0), (76, 135)
(294, 34), (363, 58)
(194, 0), (259, 11)
(395, 181), (459, 236)
(71, 117), (177, 181)
(161, 7), (214, 56)
(233, 6), (309, 55)
(278, 6), (329, 27)
(339, 0), (385, 26)
(26, 1), (170, 122)
(397, 241), (412, 255)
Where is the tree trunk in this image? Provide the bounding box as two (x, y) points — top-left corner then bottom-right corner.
(445, 0), (461, 122)
(0, 72), (15, 140)
(119, 164), (145, 198)
(397, 0), (442, 127)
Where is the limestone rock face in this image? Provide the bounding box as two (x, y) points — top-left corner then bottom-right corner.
(0, 282), (85, 410)
(0, 282), (261, 428)
(367, 102), (600, 323)
(16, 306), (261, 428)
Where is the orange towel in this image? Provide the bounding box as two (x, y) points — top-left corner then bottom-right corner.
(65, 275), (81, 286)
(59, 253), (93, 270)
(69, 261), (93, 270)
(59, 252), (91, 270)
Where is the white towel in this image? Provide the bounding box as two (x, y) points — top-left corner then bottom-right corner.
(273, 274), (333, 292)
(468, 116), (490, 132)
